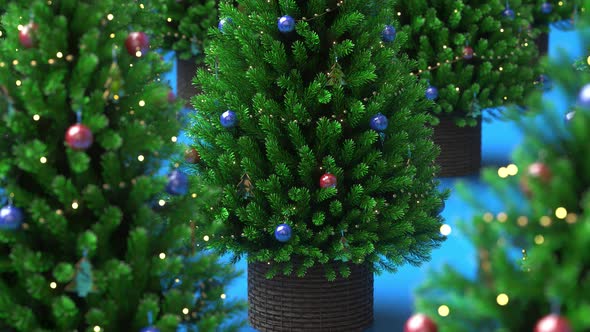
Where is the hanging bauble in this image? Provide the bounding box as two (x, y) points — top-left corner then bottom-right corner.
(220, 110), (237, 128)
(528, 162), (552, 182)
(534, 314), (572, 332)
(541, 2), (553, 14)
(218, 17), (233, 32)
(274, 223), (292, 242)
(425, 86), (439, 100)
(381, 25), (396, 43)
(166, 169), (189, 196)
(404, 313), (438, 332)
(370, 113), (388, 132)
(125, 32), (150, 57)
(277, 15), (296, 33)
(502, 7), (515, 19)
(65, 124), (93, 151)
(167, 90), (176, 103)
(139, 327), (160, 332)
(19, 22), (38, 48)
(565, 111), (575, 124)
(462, 46), (474, 59)
(0, 205), (24, 230)
(537, 74), (553, 92)
(577, 84), (590, 108)
(319, 173), (337, 188)
(184, 147), (201, 164)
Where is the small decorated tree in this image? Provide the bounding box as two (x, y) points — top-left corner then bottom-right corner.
(187, 0), (447, 331)
(0, 0), (244, 331)
(394, 0), (540, 177)
(408, 2), (590, 331)
(150, 0), (219, 105)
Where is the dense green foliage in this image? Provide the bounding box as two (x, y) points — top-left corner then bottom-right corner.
(528, 0), (578, 29)
(150, 0), (218, 61)
(395, 0), (540, 126)
(0, 0), (243, 331)
(413, 1), (590, 330)
(187, 0), (446, 280)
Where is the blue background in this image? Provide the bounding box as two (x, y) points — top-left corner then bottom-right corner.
(164, 26), (583, 331)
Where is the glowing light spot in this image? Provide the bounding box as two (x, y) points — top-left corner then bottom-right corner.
(497, 293), (509, 306)
(517, 216), (528, 227)
(438, 305), (450, 317)
(135, 51), (142, 57)
(171, 136), (177, 142)
(555, 207), (567, 219)
(56, 52), (63, 58)
(139, 100), (146, 107)
(72, 201), (79, 209)
(483, 212), (493, 223)
(440, 224), (452, 236)
(167, 17), (172, 22)
(182, 308), (189, 314)
(534, 235), (545, 244)
(540, 216), (552, 227)
(40, 157), (47, 163)
(107, 14), (114, 20)
(110, 33), (115, 38)
(138, 155), (145, 162)
(159, 253), (166, 259)
(497, 212), (508, 223)
(94, 326), (101, 332)
(506, 164), (518, 176)
(221, 293), (226, 299)
(50, 282), (57, 289)
(498, 167), (508, 178)
(33, 114), (40, 121)
(16, 80), (22, 86)
(158, 199), (166, 206)
(203, 235), (210, 241)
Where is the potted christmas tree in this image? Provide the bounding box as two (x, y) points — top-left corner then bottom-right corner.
(406, 2), (590, 330)
(0, 0), (244, 331)
(186, 0), (447, 331)
(150, 0), (218, 107)
(394, 0), (540, 177)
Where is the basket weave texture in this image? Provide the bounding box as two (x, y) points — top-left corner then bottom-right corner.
(247, 258), (374, 332)
(432, 115), (482, 177)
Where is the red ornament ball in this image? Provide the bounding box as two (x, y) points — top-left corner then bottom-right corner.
(19, 22), (38, 48)
(125, 32), (150, 57)
(184, 147), (201, 164)
(462, 46), (474, 59)
(404, 313), (438, 332)
(167, 90), (176, 103)
(319, 173), (337, 188)
(65, 124), (93, 150)
(528, 162), (552, 182)
(534, 314), (572, 332)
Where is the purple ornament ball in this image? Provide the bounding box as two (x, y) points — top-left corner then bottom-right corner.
(541, 2), (553, 14)
(381, 25), (396, 43)
(274, 223), (292, 242)
(278, 15), (296, 33)
(166, 170), (189, 196)
(425, 86), (438, 100)
(0, 205), (23, 230)
(220, 110), (237, 128)
(502, 8), (515, 19)
(370, 113), (388, 132)
(577, 84), (590, 108)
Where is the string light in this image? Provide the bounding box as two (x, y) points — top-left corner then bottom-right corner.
(50, 282), (57, 289)
(40, 156), (47, 163)
(72, 201), (79, 209)
(158, 199), (166, 206)
(93, 326), (101, 332)
(159, 253), (166, 259)
(138, 100), (146, 107)
(56, 52), (63, 58)
(182, 308), (189, 314)
(221, 293), (226, 299)
(496, 293), (509, 306)
(566, 213), (578, 224)
(497, 212), (508, 223)
(171, 136), (177, 142)
(203, 235), (210, 241)
(534, 235), (545, 244)
(33, 114), (40, 121)
(555, 207), (567, 219)
(138, 155), (145, 162)
(483, 212), (493, 222)
(517, 216), (528, 227)
(107, 13), (114, 21)
(440, 224), (452, 236)
(506, 164), (518, 176)
(438, 305), (450, 317)
(191, 193), (197, 198)
(498, 166), (509, 178)
(540, 216), (552, 227)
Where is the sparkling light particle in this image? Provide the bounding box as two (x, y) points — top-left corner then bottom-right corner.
(221, 293), (226, 299)
(496, 293), (509, 306)
(139, 100), (146, 107)
(498, 167), (508, 178)
(33, 114), (40, 121)
(203, 235), (210, 242)
(40, 157), (47, 163)
(56, 52), (63, 58)
(171, 136), (177, 142)
(94, 326), (101, 332)
(50, 282), (57, 289)
(534, 235), (545, 244)
(159, 253), (166, 259)
(438, 305), (450, 317)
(555, 207), (567, 219)
(182, 308), (189, 314)
(135, 51), (142, 57)
(158, 199), (166, 206)
(440, 224), (452, 236)
(138, 155), (145, 162)
(506, 164), (518, 175)
(72, 201), (79, 209)
(107, 14), (114, 20)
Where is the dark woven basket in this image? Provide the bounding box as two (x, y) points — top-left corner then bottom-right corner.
(534, 31), (549, 57)
(432, 115), (481, 177)
(176, 57), (200, 108)
(248, 258), (374, 332)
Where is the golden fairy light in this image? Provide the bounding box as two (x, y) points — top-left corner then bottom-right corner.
(496, 293), (509, 306)
(438, 305), (450, 317)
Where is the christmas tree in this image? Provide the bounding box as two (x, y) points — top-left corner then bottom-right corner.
(150, 0), (218, 62)
(394, 0), (540, 127)
(529, 0), (578, 29)
(0, 1), (244, 331)
(409, 2), (590, 331)
(188, 0), (446, 278)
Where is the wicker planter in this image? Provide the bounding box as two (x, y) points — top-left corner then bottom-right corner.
(432, 115), (481, 177)
(248, 258), (374, 332)
(534, 30), (549, 57)
(176, 57), (200, 108)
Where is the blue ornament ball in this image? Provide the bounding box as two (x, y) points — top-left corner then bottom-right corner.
(565, 111), (576, 124)
(541, 2), (553, 14)
(381, 25), (396, 43)
(140, 327), (160, 332)
(370, 113), (388, 132)
(166, 170), (189, 196)
(0, 205), (23, 230)
(220, 110), (237, 128)
(277, 15), (296, 33)
(425, 86), (438, 100)
(578, 84), (590, 108)
(274, 223), (292, 242)
(502, 8), (515, 19)
(218, 18), (232, 32)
